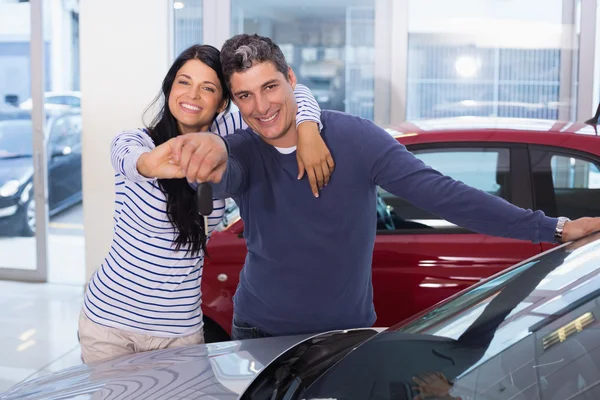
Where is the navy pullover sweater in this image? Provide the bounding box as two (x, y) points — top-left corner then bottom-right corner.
(211, 110), (558, 336)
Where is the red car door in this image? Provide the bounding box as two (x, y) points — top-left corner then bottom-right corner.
(371, 144), (542, 326)
(202, 206), (246, 337)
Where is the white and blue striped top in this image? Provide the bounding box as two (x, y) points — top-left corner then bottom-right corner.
(83, 84), (322, 337)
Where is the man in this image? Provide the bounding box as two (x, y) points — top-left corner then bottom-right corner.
(169, 33), (600, 340)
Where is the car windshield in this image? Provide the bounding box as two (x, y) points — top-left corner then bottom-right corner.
(216, 198), (241, 231)
(293, 232), (600, 400)
(0, 119), (33, 157)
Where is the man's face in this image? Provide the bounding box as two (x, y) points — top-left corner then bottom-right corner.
(229, 61), (298, 146)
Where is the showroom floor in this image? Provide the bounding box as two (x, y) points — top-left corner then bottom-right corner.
(0, 280), (84, 393)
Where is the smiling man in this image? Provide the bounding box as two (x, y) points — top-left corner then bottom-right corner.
(170, 33), (600, 340)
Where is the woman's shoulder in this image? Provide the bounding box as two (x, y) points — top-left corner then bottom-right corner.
(211, 108), (248, 137)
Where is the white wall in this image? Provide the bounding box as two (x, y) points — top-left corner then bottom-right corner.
(79, 0), (170, 282)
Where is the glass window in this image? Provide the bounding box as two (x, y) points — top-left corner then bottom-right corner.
(0, 0), (83, 285)
(46, 95), (80, 108)
(531, 147), (600, 219)
(215, 198), (240, 232)
(378, 147), (510, 230)
(49, 115), (80, 152)
(173, 0), (203, 57)
(406, 0), (574, 121)
(231, 0), (376, 121)
(0, 119), (33, 156)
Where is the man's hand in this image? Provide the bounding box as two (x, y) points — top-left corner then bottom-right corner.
(412, 372), (456, 400)
(170, 132), (229, 183)
(136, 141), (185, 179)
(562, 217), (600, 242)
(296, 122), (334, 198)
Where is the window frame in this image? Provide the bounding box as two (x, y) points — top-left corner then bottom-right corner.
(376, 141), (532, 236)
(528, 144), (600, 215)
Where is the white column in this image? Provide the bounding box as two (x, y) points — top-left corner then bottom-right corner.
(389, 0), (409, 125)
(577, 0), (598, 120)
(79, 0), (170, 282)
(374, 0), (393, 126)
(203, 0), (231, 49)
(559, 0), (577, 120)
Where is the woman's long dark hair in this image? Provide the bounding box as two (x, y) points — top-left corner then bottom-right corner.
(144, 45), (231, 256)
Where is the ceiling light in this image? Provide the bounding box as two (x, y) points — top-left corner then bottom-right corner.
(455, 55), (481, 78)
(173, 1), (184, 10)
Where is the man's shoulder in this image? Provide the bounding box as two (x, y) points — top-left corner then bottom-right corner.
(320, 110), (382, 138)
(223, 127), (262, 151)
(226, 127), (257, 141)
(322, 109), (364, 122)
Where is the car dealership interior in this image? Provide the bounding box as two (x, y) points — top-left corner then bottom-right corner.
(1, 0), (600, 398)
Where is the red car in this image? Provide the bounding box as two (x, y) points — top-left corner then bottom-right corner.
(200, 117), (600, 342)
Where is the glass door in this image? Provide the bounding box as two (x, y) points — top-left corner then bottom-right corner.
(0, 0), (48, 282)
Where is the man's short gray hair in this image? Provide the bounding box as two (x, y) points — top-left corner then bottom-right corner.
(220, 34), (289, 89)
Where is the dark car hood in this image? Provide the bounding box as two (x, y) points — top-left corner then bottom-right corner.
(0, 156), (33, 184)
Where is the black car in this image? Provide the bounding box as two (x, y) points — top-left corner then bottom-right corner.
(0, 109), (82, 236)
(243, 231), (600, 400)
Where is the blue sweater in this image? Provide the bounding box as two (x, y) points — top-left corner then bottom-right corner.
(211, 110), (558, 336)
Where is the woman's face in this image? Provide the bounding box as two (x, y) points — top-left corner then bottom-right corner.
(168, 59), (225, 134)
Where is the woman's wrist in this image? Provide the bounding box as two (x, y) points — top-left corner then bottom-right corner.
(136, 153), (152, 178)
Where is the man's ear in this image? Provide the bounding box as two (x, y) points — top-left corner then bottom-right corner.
(288, 66), (297, 90)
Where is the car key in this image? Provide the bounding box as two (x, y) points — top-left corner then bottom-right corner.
(197, 182), (213, 234)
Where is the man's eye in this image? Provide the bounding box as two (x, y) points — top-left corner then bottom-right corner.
(265, 85), (277, 91)
(239, 94), (249, 100)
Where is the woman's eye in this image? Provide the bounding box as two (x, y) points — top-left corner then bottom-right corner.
(203, 87), (215, 93)
(178, 80), (189, 85)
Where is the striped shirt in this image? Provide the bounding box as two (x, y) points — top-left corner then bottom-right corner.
(83, 84), (321, 337)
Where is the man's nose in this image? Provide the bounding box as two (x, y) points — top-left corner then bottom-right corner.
(255, 94), (270, 115)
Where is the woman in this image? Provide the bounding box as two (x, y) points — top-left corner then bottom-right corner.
(78, 44), (331, 363)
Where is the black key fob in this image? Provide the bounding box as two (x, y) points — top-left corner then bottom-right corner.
(197, 182), (213, 216)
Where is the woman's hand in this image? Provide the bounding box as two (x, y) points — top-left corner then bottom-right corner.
(296, 122), (335, 198)
(136, 141), (185, 179)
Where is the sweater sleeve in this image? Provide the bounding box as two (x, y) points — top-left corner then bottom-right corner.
(294, 83), (323, 130)
(110, 129), (155, 183)
(208, 131), (253, 199)
(347, 118), (558, 244)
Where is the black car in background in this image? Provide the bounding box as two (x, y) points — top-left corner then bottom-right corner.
(0, 109), (82, 236)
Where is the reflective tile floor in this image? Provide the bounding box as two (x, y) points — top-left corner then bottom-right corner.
(0, 281), (84, 393)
